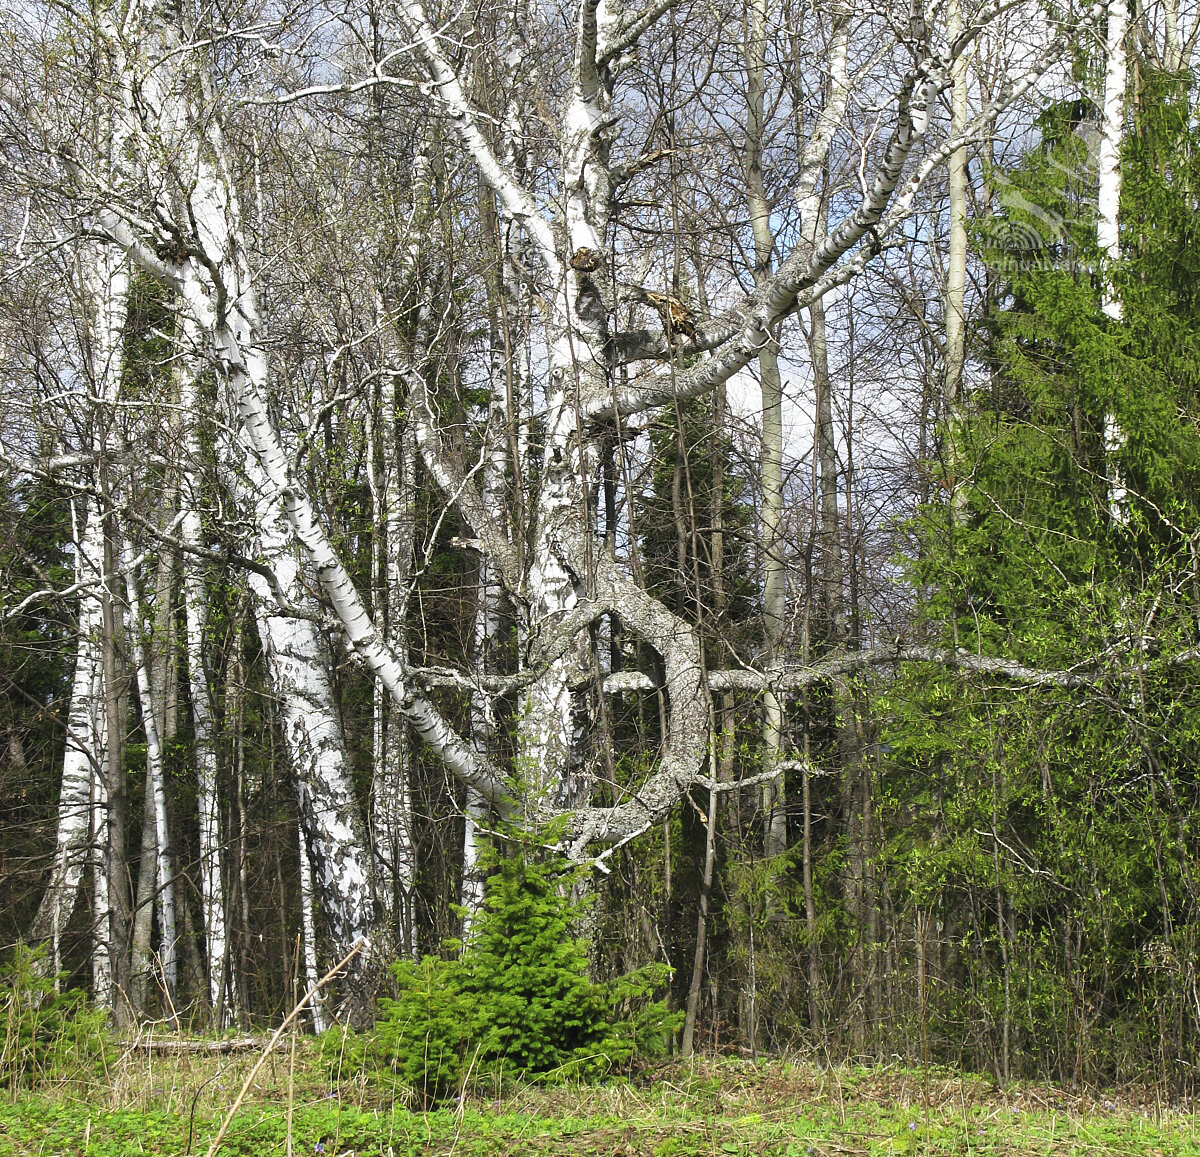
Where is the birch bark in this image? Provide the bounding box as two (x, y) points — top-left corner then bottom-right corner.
(944, 0), (970, 415)
(367, 371), (417, 956)
(461, 22), (532, 920)
(128, 765), (158, 1014)
(96, 0), (383, 998)
(178, 309), (232, 1021)
(392, 0), (616, 808)
(297, 823), (328, 1033)
(464, 400), (508, 928)
(1098, 0), (1128, 520)
(28, 503), (105, 979)
(121, 538), (178, 1004)
(745, 0), (788, 860)
(98, 509), (130, 1022)
(82, 243), (131, 1014)
(238, 452), (378, 965)
(516, 0), (625, 806)
(90, 746), (112, 1009)
(1098, 0), (1127, 320)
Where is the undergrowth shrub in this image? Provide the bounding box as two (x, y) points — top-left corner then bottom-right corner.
(328, 956), (471, 1103)
(0, 944), (111, 1088)
(327, 851), (679, 1103)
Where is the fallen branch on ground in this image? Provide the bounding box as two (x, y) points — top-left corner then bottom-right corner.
(123, 1035), (271, 1054)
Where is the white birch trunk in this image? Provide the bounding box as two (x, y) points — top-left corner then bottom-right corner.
(133, 486), (177, 1014)
(512, 0), (623, 807)
(97, 555), (127, 1019)
(944, 0), (971, 531)
(396, 0), (610, 808)
(1098, 0), (1128, 520)
(90, 750), (112, 1009)
(29, 506), (105, 977)
(178, 312), (231, 1021)
(298, 824), (328, 1033)
(241, 460), (378, 958)
(367, 361), (417, 956)
(121, 538), (178, 1002)
(460, 21), (531, 920)
(945, 0), (969, 412)
(746, 0), (788, 859)
(1161, 0), (1183, 71)
(128, 773), (158, 1014)
(519, 370), (592, 807)
(461, 789), (487, 932)
(366, 380), (392, 929)
(40, 242), (130, 1007)
(90, 238), (133, 1016)
(1098, 0), (1127, 317)
(462, 506), (494, 926)
(464, 404), (508, 928)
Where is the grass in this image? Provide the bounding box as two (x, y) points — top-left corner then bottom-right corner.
(1, 1049), (1198, 1156)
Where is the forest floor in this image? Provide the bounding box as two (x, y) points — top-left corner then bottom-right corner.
(2, 1050), (1198, 1156)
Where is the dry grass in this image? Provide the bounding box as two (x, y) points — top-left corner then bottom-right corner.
(6, 1048), (1200, 1156)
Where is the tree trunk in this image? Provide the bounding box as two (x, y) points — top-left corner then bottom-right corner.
(943, 0), (970, 528)
(149, 502), (178, 745)
(745, 0), (788, 860)
(1098, 0), (1126, 316)
(128, 769), (157, 1016)
(801, 728), (821, 1036)
(367, 361), (417, 956)
(242, 471), (379, 972)
(179, 311), (232, 1023)
(1098, 0), (1128, 518)
(812, 249), (843, 645)
(122, 538), (178, 1007)
(99, 525), (131, 1025)
(298, 823), (328, 1033)
(681, 755), (719, 1057)
(29, 502), (106, 978)
(945, 0), (969, 415)
(90, 753), (113, 1011)
(33, 244), (130, 1006)
(95, 243), (133, 1024)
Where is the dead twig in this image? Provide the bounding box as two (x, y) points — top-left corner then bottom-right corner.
(203, 940), (365, 1157)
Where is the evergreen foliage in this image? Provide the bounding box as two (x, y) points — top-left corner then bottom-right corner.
(8, 0), (1200, 1084)
(327, 849), (678, 1102)
(0, 946), (111, 1088)
(875, 69), (1200, 1082)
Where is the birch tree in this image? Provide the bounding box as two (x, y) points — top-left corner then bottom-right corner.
(27, 495), (107, 982)
(0, 0), (1130, 1039)
(179, 0), (1104, 856)
(26, 244), (132, 1016)
(1098, 0), (1128, 520)
(367, 0), (1105, 857)
(177, 313), (232, 1021)
(2, 0), (383, 1013)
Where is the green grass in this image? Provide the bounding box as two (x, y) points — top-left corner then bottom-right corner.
(1, 1052), (1197, 1156)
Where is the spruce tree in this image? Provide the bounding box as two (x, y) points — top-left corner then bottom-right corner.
(881, 70), (1200, 1080)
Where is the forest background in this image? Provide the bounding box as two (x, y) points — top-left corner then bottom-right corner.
(1, 0), (1198, 1094)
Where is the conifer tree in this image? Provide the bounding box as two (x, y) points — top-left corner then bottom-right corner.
(884, 68), (1200, 1079)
